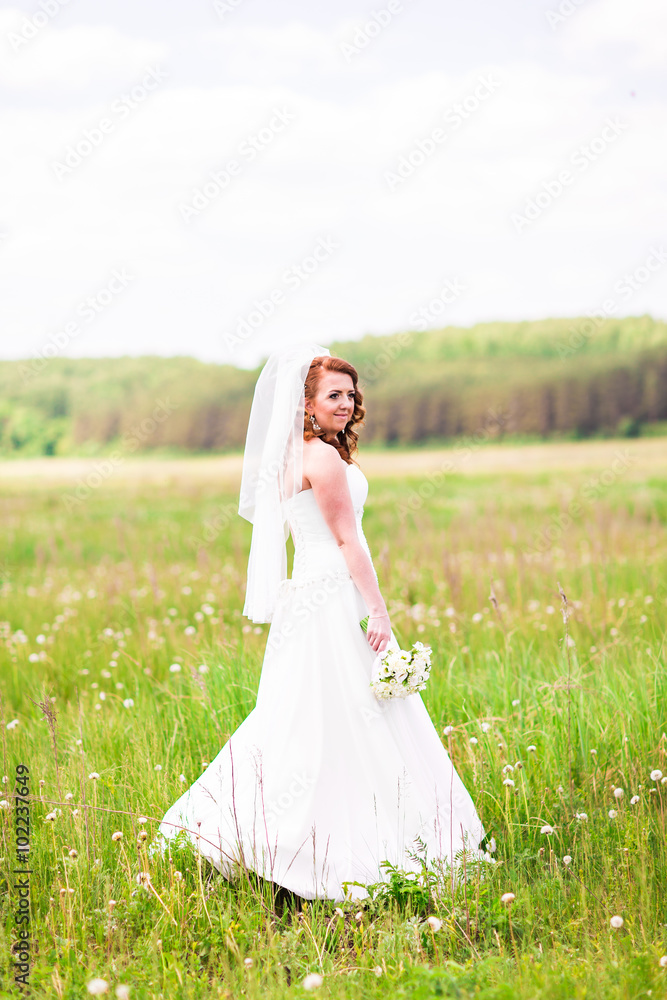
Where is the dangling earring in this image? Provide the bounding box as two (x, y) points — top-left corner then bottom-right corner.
(309, 413), (321, 431)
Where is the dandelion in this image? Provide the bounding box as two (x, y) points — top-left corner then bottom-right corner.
(179, 774), (186, 783)
(481, 722), (491, 733)
(69, 849), (78, 858)
(511, 699), (520, 706)
(244, 958), (253, 968)
(527, 745), (536, 753)
(44, 812), (57, 822)
(427, 916), (442, 931)
(111, 832), (123, 842)
(169, 663), (181, 673)
(502, 764), (514, 774)
(472, 613), (483, 623)
(373, 966), (383, 976)
(610, 915), (624, 929)
(540, 824), (555, 835)
(515, 761), (523, 770)
(608, 809), (617, 819)
(137, 831), (148, 842)
(631, 795), (639, 804)
(650, 770), (663, 781)
(575, 812), (588, 821)
(355, 910), (363, 923)
(89, 772), (100, 781)
(6, 720), (19, 730)
(501, 892), (515, 904)
(173, 870), (183, 881)
(590, 749), (597, 756)
(503, 778), (515, 787)
(563, 855), (572, 866)
(614, 787), (624, 799)
(443, 726), (454, 736)
(334, 907), (344, 918)
(87, 980), (109, 995)
(659, 956), (667, 967)
(154, 764), (162, 772)
(122, 699), (134, 709)
(115, 987), (130, 1000)
(469, 737), (478, 745)
(108, 900), (117, 912)
(137, 817), (148, 825)
(303, 972), (324, 990)
(662, 776), (667, 785)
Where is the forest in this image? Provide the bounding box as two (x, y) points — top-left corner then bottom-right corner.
(1, 314), (666, 456)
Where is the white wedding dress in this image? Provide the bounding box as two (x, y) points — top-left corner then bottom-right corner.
(152, 462), (486, 901)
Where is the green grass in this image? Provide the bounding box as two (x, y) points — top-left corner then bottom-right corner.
(0, 450), (666, 998)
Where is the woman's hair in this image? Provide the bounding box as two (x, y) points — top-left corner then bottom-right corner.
(304, 355), (366, 464)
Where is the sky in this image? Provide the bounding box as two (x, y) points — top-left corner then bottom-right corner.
(0, 0), (666, 370)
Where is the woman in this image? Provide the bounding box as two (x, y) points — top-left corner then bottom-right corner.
(153, 343), (486, 902)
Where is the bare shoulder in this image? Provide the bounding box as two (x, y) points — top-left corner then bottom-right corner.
(303, 439), (346, 482)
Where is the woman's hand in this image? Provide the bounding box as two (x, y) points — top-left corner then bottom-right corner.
(366, 613), (391, 654)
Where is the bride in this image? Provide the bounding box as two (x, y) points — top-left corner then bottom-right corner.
(153, 343), (486, 902)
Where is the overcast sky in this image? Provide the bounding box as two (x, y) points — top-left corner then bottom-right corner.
(1, 0), (665, 370)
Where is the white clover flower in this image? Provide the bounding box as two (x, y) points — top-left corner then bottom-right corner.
(650, 770), (663, 781)
(610, 915), (624, 929)
(154, 764), (162, 772)
(631, 795), (639, 804)
(443, 726), (454, 736)
(169, 663), (181, 673)
(472, 612), (483, 623)
(426, 916), (442, 931)
(562, 855), (572, 866)
(123, 699), (134, 709)
(503, 778), (515, 787)
(303, 972), (324, 990)
(373, 966), (383, 977)
(480, 722), (491, 733)
(501, 892), (515, 904)
(512, 699), (520, 706)
(469, 737), (478, 745)
(540, 824), (555, 835)
(86, 980), (109, 995)
(244, 958), (253, 968)
(614, 787), (624, 799)
(608, 809), (617, 819)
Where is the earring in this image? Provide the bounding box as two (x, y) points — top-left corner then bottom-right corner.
(309, 413), (321, 431)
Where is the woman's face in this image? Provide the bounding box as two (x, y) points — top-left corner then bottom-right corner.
(306, 370), (356, 441)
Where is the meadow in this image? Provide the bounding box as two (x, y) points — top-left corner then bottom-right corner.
(0, 438), (666, 999)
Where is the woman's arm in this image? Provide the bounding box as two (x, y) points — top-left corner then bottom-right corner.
(306, 441), (391, 653)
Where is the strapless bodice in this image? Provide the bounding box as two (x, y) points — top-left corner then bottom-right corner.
(282, 463), (375, 587)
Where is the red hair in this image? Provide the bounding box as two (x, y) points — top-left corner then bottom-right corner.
(304, 355), (366, 464)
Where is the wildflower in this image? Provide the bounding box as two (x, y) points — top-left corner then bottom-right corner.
(334, 907), (344, 918)
(111, 832), (123, 842)
(355, 910), (363, 923)
(173, 871), (183, 881)
(373, 966), (383, 976)
(488, 837), (497, 853)
(136, 872), (151, 886)
(614, 788), (624, 799)
(427, 916), (442, 931)
(169, 663), (181, 673)
(115, 987), (130, 1000)
(608, 809), (617, 819)
(481, 723), (491, 733)
(86, 980), (109, 996)
(511, 699), (520, 706)
(631, 795), (639, 804)
(527, 745), (536, 752)
(659, 956), (667, 967)
(69, 849), (78, 858)
(502, 764), (514, 774)
(65, 792), (74, 801)
(472, 613), (483, 623)
(179, 774), (186, 783)
(501, 892), (515, 904)
(108, 900), (117, 912)
(469, 737), (478, 745)
(137, 817), (148, 825)
(45, 812), (57, 822)
(6, 720), (19, 730)
(303, 972), (324, 990)
(198, 664), (209, 674)
(137, 831), (148, 842)
(443, 726), (454, 736)
(244, 958), (253, 968)
(563, 855), (572, 866)
(89, 772), (100, 781)
(575, 812), (588, 821)
(610, 915), (624, 929)
(503, 778), (515, 787)
(662, 776), (667, 785)
(540, 824), (555, 835)
(515, 761), (523, 770)
(590, 749), (597, 756)
(122, 699), (134, 709)
(154, 764), (162, 772)
(650, 770), (663, 781)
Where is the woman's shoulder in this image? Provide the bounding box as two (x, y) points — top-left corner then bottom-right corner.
(303, 438), (347, 472)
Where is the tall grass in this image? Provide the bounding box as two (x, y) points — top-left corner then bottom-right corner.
(0, 449), (665, 998)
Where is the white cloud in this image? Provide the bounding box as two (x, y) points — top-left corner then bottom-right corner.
(563, 0), (667, 72)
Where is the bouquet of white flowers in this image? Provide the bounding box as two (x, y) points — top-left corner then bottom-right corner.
(360, 617), (432, 700)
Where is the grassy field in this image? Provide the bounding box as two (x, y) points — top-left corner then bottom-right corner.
(0, 439), (666, 999)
